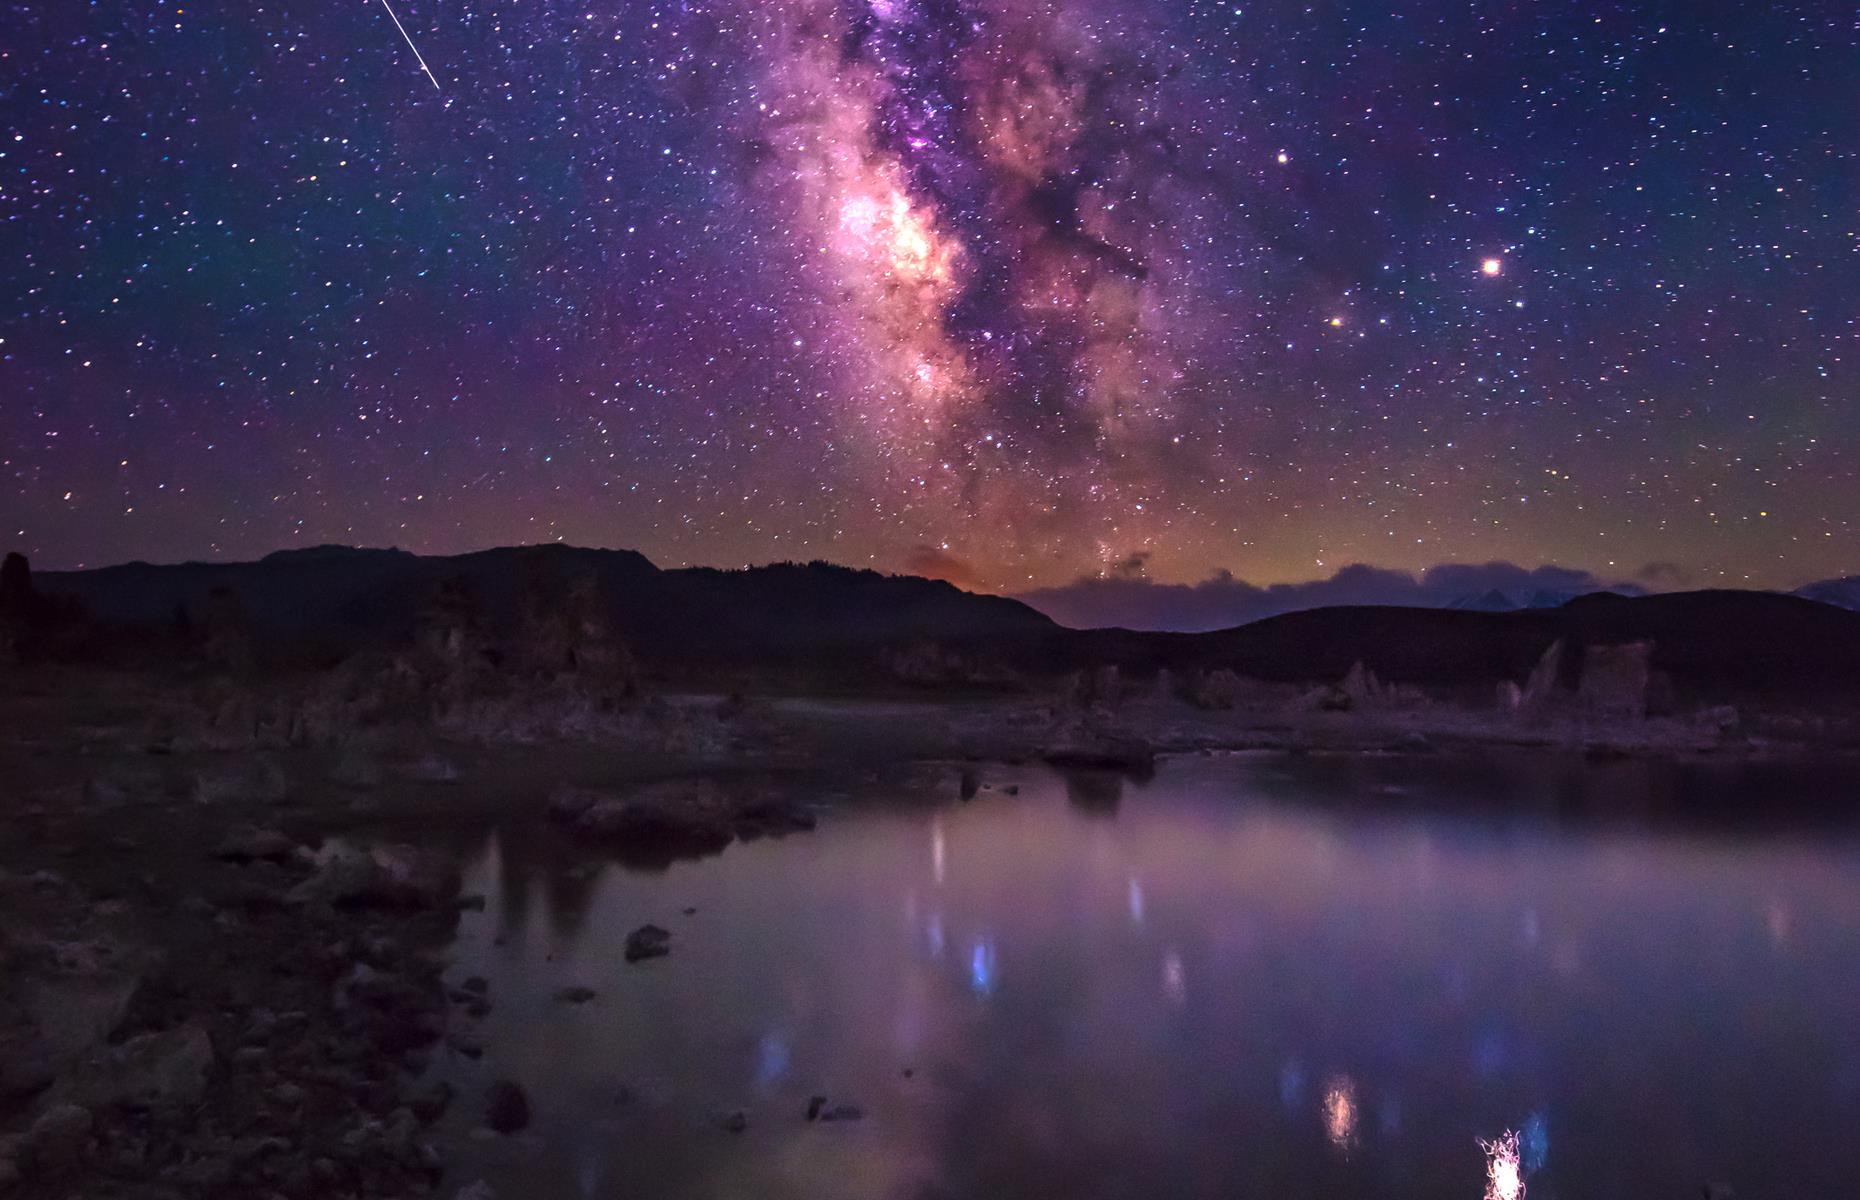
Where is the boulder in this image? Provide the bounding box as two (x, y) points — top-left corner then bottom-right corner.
(288, 843), (459, 909)
(0, 935), (146, 1101)
(549, 781), (737, 857)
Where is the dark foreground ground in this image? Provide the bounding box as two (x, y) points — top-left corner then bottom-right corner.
(1, 657), (1856, 1199)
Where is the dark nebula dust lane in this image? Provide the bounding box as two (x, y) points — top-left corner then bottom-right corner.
(2, 0), (1853, 591)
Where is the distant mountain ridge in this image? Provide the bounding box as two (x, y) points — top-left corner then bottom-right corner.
(1446, 586), (1634, 612)
(28, 546), (1860, 701)
(1796, 576), (1860, 612)
(36, 544), (1054, 664)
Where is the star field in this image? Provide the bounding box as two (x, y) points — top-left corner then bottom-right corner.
(2, 0), (1854, 590)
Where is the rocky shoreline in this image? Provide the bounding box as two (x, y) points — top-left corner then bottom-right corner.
(3, 638), (1856, 1197)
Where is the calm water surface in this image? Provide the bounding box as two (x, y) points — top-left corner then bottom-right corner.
(432, 754), (1860, 1199)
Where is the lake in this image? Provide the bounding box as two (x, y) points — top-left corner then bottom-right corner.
(430, 752), (1860, 1199)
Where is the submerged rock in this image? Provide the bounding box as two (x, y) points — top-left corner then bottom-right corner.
(484, 1080), (530, 1134)
(411, 1079), (454, 1124)
(623, 924), (671, 963)
(553, 985), (597, 1004)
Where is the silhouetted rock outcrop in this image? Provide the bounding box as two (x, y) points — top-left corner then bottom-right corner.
(0, 552), (30, 664)
(0, 552), (31, 612)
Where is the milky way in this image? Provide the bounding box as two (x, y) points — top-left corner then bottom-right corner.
(2, 1), (1854, 590)
(736, 0), (1235, 570)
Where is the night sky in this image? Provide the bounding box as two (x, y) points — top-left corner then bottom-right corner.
(3, 0), (1853, 592)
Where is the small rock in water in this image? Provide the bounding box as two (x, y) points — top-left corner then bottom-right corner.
(411, 1079), (454, 1124)
(624, 923), (671, 962)
(820, 1103), (864, 1122)
(959, 767), (980, 800)
(805, 1095), (827, 1121)
(554, 985), (598, 1004)
(485, 1080), (531, 1134)
(717, 1110), (748, 1134)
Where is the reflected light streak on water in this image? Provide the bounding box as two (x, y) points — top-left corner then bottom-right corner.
(1483, 1130), (1525, 1200)
(1323, 1076), (1359, 1150)
(969, 937), (996, 996)
(1161, 949), (1186, 1006)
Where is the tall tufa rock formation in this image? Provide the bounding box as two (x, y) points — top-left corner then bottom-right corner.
(0, 552), (33, 664)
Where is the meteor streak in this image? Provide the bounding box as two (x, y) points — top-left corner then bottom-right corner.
(379, 0), (442, 92)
